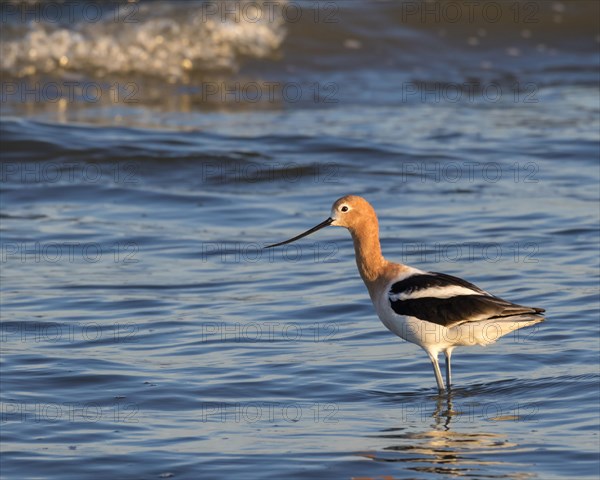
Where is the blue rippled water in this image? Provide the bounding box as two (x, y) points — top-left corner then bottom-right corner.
(1, 1), (599, 479)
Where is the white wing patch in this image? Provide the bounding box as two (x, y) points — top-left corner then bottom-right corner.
(389, 284), (482, 301)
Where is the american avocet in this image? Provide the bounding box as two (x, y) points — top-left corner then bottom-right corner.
(266, 195), (545, 392)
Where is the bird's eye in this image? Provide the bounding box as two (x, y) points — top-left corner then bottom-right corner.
(341, 205), (349, 212)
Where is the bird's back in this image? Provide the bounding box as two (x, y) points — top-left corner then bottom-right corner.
(374, 268), (545, 349)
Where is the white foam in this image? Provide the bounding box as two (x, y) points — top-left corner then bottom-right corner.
(1, 1), (287, 80)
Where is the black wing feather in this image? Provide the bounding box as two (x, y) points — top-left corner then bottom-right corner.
(389, 273), (545, 328)
(389, 272), (487, 296)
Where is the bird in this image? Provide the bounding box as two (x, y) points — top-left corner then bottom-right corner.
(265, 195), (545, 392)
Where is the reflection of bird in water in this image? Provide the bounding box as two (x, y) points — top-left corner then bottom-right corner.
(360, 393), (529, 478)
(266, 195), (545, 391)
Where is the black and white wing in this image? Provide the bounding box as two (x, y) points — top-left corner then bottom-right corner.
(388, 272), (545, 328)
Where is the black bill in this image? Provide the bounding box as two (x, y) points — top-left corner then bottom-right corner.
(264, 218), (334, 248)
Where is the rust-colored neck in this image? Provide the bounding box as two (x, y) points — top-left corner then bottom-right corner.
(349, 217), (386, 291)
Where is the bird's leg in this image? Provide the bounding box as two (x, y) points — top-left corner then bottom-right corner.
(444, 348), (454, 390)
(428, 352), (446, 392)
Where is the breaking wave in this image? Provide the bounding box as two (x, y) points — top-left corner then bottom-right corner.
(1, 0), (287, 80)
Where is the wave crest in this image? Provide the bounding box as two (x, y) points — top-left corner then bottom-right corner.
(1, 1), (287, 80)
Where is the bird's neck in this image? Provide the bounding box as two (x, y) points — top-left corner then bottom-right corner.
(350, 224), (386, 287)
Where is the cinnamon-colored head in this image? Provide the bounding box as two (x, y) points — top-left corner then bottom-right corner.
(330, 195), (379, 234)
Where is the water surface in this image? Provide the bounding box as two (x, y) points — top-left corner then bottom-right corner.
(1, 1), (599, 479)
